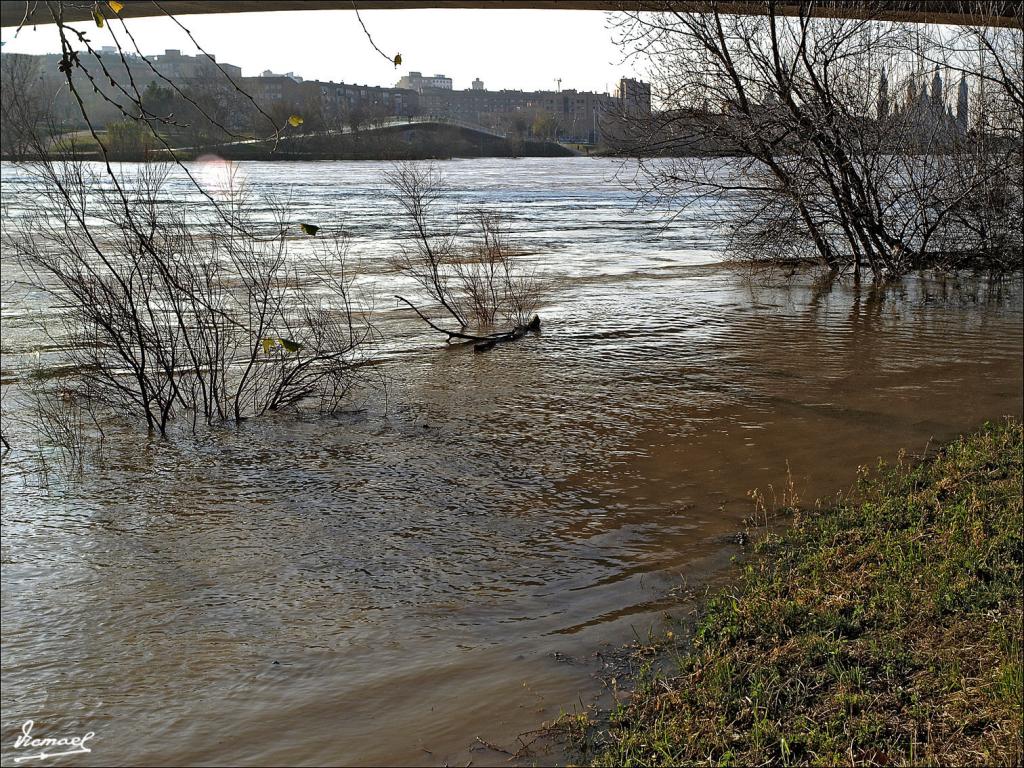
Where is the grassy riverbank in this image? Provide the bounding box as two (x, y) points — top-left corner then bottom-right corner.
(578, 419), (1023, 766)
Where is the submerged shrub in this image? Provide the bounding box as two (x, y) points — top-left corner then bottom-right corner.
(3, 160), (375, 435)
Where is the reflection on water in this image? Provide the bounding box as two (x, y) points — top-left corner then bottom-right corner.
(1, 159), (1022, 767)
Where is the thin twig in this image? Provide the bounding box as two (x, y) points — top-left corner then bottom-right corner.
(394, 295), (501, 343)
(352, 1), (399, 65)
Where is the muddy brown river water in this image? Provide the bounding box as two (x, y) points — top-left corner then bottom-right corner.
(1, 158), (1022, 766)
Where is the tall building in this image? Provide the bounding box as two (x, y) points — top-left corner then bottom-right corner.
(929, 66), (943, 103)
(889, 65), (967, 137)
(615, 78), (652, 114)
(957, 75), (969, 132)
(306, 80), (417, 119)
(148, 49), (242, 80)
(396, 71), (453, 92)
(425, 74), (453, 90)
(877, 68), (890, 119)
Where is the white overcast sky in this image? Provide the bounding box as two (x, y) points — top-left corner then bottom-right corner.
(1, 9), (642, 93)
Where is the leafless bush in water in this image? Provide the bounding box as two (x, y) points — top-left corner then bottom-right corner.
(22, 375), (96, 475)
(0, 388), (13, 454)
(385, 162), (543, 341)
(454, 211), (543, 328)
(611, 2), (1023, 280)
(2, 158), (376, 436)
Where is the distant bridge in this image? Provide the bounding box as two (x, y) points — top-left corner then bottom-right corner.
(1, 1), (1018, 28)
(152, 115), (512, 155)
(266, 115), (510, 145)
(333, 115), (510, 141)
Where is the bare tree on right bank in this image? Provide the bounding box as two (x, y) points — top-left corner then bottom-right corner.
(610, 1), (1023, 280)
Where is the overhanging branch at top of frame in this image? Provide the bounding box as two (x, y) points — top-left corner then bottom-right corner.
(0, 1), (1019, 29)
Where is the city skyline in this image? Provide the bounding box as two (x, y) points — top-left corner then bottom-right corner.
(1, 41), (651, 147)
(0, 8), (641, 94)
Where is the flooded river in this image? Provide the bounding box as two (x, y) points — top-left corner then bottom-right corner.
(1, 158), (1022, 766)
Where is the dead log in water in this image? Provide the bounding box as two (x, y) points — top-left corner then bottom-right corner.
(472, 315), (541, 352)
(395, 295), (540, 352)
